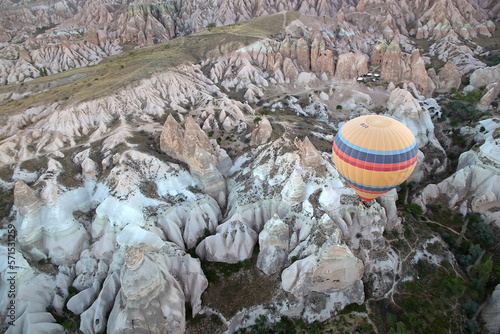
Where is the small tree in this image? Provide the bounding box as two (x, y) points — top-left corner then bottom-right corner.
(463, 300), (479, 319)
(464, 89), (483, 103)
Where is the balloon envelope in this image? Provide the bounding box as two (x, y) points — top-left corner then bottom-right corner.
(332, 115), (418, 202)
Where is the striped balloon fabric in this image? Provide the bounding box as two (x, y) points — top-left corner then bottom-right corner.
(332, 115), (419, 202)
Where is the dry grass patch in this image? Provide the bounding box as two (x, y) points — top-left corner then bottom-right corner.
(0, 12), (298, 116)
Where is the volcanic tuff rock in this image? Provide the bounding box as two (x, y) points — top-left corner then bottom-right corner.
(478, 83), (500, 111)
(294, 136), (323, 169)
(257, 214), (290, 275)
(334, 52), (368, 81)
(310, 36), (335, 76)
(381, 38), (405, 84)
(3, 267), (65, 333)
(469, 63), (500, 88)
(428, 32), (486, 74)
(14, 164), (90, 265)
(282, 227), (364, 297)
(108, 247), (185, 334)
(1, 3), (500, 334)
(387, 87), (447, 179)
(482, 283), (500, 333)
(371, 38), (387, 65)
(160, 115), (227, 206)
(435, 60), (462, 93)
(415, 118), (500, 225)
(250, 116), (273, 146)
(0, 0), (497, 85)
(409, 50), (434, 97)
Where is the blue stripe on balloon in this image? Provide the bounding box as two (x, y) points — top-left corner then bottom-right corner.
(343, 175), (400, 192)
(335, 131), (418, 164)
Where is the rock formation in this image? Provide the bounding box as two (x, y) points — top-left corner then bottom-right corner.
(469, 63), (500, 88)
(387, 88), (445, 151)
(250, 116), (273, 146)
(281, 228), (364, 297)
(415, 119), (500, 225)
(294, 136), (322, 169)
(281, 168), (307, 206)
(478, 83), (500, 111)
(482, 284), (500, 333)
(160, 115), (227, 206)
(335, 52), (368, 80)
(428, 33), (486, 74)
(435, 61), (462, 93)
(381, 38), (405, 84)
(371, 38), (387, 65)
(310, 37), (335, 76)
(13, 167), (90, 265)
(409, 50), (434, 97)
(0, 0), (496, 86)
(196, 216), (258, 263)
(107, 247), (185, 334)
(257, 214), (290, 275)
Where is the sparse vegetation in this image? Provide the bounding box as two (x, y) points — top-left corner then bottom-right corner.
(38, 67), (48, 77)
(376, 181), (500, 334)
(0, 12), (298, 114)
(0, 189), (13, 217)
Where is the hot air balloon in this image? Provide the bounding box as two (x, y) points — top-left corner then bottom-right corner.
(332, 115), (418, 203)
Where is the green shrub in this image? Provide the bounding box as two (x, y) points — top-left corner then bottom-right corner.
(38, 67), (48, 77)
(464, 319), (480, 333)
(473, 258), (493, 294)
(469, 216), (497, 247)
(388, 322), (410, 334)
(463, 300), (479, 319)
(253, 116), (262, 123)
(463, 89), (483, 103)
(441, 275), (466, 297)
(404, 203), (423, 219)
(403, 298), (420, 312)
(336, 105), (343, 110)
(386, 313), (397, 327)
(207, 22), (216, 29)
(444, 100), (476, 124)
(468, 244), (483, 262)
(68, 286), (78, 298)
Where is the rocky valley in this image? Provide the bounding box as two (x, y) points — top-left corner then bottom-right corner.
(0, 1), (500, 333)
